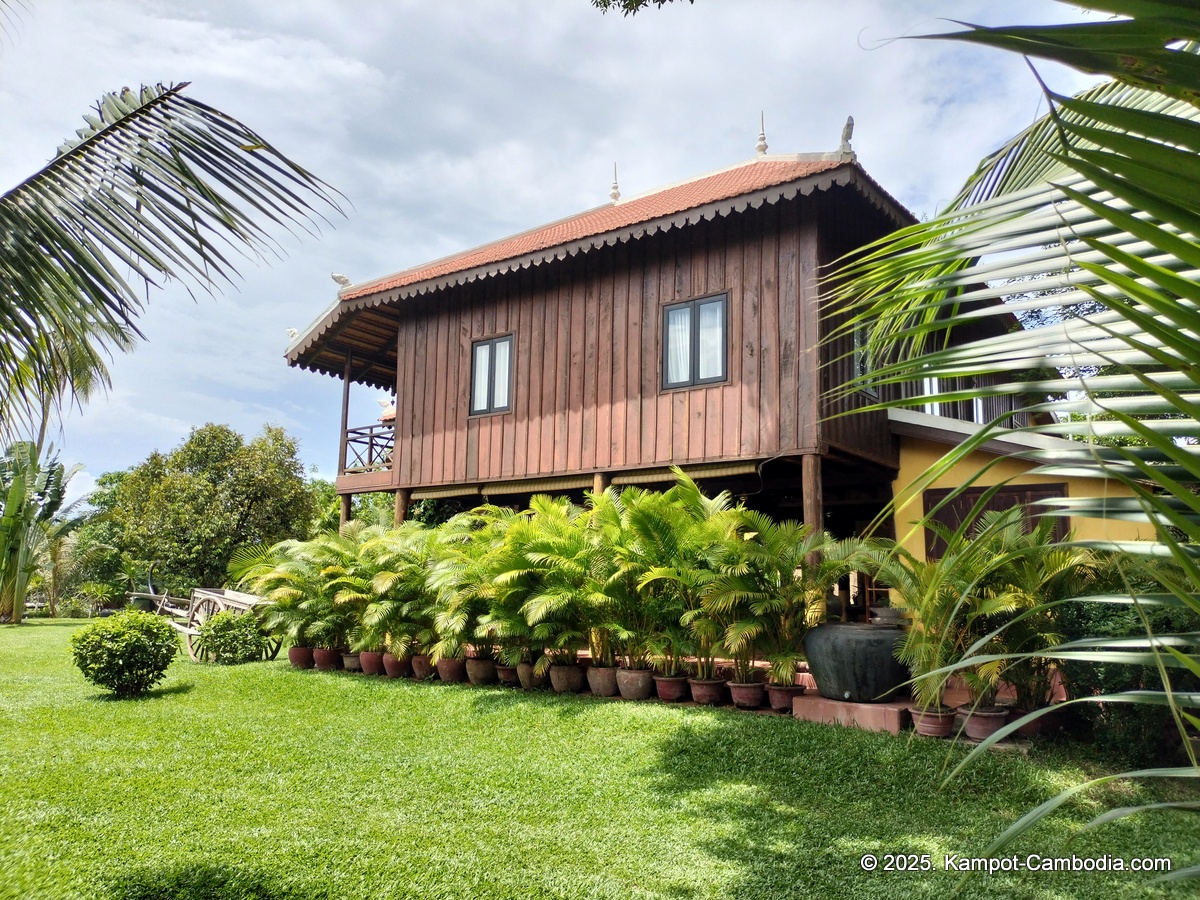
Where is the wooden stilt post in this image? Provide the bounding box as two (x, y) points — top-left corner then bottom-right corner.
(802, 453), (823, 535)
(340, 493), (352, 527)
(592, 471), (609, 495)
(394, 488), (411, 526)
(338, 353), (353, 475)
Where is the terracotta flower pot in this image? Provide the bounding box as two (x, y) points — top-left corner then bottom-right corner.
(586, 665), (619, 697)
(728, 681), (766, 709)
(616, 668), (654, 701)
(410, 653), (434, 680)
(653, 674), (690, 702)
(341, 652), (363, 672)
(382, 653), (412, 679)
(312, 648), (340, 672)
(495, 664), (520, 686)
(436, 657), (467, 683)
(960, 705), (1009, 741)
(687, 677), (727, 706)
(465, 658), (497, 685)
(910, 706), (957, 737)
(1010, 706), (1058, 738)
(287, 646), (315, 670)
(549, 663), (585, 694)
(359, 651), (385, 676)
(765, 683), (805, 714)
(516, 661), (548, 690)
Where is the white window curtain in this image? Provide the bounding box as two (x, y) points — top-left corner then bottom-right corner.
(472, 342), (491, 412)
(697, 300), (724, 381)
(666, 306), (691, 384)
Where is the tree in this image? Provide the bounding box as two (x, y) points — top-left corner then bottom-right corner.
(591, 0), (690, 15)
(833, 2), (1200, 876)
(107, 424), (315, 591)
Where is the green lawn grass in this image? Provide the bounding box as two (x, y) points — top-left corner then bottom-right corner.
(1, 621), (1195, 900)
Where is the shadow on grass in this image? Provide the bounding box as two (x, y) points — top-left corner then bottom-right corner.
(91, 683), (195, 702)
(466, 682), (615, 719)
(640, 711), (1073, 899)
(103, 863), (307, 900)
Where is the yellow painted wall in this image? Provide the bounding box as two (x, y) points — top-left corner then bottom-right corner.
(891, 437), (1150, 562)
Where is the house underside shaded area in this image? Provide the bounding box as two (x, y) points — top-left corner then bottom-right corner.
(347, 451), (896, 544)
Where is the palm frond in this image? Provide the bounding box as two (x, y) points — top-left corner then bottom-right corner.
(1, 82), (342, 414)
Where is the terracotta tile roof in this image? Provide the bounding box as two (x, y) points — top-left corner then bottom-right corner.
(340, 155), (850, 302)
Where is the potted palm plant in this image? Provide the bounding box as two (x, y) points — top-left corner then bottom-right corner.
(856, 536), (968, 735)
(683, 609), (727, 705)
(229, 538), (323, 669)
(360, 523), (438, 679)
(961, 511), (1094, 739)
(712, 515), (864, 712)
(648, 623), (693, 702)
(585, 625), (619, 697)
(497, 495), (595, 694)
(631, 471), (739, 705)
(477, 585), (534, 687)
(427, 506), (519, 684)
(862, 510), (1040, 737)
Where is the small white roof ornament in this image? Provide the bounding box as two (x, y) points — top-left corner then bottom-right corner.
(609, 163), (620, 203)
(756, 112), (768, 156)
(331, 273), (351, 287)
(839, 115), (855, 158)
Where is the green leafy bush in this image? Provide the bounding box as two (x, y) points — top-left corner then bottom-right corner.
(1059, 592), (1200, 766)
(56, 597), (91, 618)
(195, 610), (269, 664)
(69, 611), (178, 698)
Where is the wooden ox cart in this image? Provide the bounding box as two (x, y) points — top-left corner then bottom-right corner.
(127, 587), (281, 662)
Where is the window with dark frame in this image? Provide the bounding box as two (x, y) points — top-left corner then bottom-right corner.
(470, 334), (513, 415)
(662, 293), (727, 390)
(922, 483), (1068, 560)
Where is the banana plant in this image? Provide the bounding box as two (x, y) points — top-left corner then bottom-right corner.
(0, 442), (72, 623)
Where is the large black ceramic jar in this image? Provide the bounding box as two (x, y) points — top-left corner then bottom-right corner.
(803, 622), (909, 703)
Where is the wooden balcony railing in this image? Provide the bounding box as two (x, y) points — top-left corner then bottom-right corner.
(342, 423), (394, 474)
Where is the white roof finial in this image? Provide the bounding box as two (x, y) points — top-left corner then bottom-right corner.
(839, 115), (855, 158)
(609, 163), (620, 203)
(756, 112), (768, 156)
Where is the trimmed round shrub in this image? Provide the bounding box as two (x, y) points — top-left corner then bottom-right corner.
(70, 611), (179, 698)
(196, 610), (269, 665)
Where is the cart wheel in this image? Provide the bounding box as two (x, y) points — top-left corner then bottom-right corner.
(186, 595), (224, 662)
(264, 637), (283, 661)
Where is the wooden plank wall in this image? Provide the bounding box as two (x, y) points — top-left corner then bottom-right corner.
(816, 187), (901, 468)
(391, 196), (843, 489)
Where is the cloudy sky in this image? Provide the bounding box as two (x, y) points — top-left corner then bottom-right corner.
(1, 0), (1099, 496)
